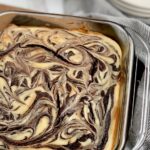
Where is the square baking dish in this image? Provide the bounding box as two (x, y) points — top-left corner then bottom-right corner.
(0, 11), (134, 150)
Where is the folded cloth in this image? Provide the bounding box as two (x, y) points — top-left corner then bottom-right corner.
(64, 0), (150, 149)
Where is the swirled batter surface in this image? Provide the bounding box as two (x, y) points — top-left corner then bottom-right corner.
(0, 25), (121, 150)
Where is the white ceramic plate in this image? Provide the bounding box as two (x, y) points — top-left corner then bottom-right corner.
(111, 0), (150, 17)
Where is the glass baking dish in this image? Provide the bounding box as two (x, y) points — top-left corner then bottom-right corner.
(0, 11), (134, 150)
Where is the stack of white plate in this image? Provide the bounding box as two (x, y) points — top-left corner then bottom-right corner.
(110, 0), (150, 17)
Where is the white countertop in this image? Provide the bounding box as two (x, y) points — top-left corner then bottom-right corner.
(0, 0), (64, 13)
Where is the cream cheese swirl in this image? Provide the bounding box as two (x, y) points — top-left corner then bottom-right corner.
(0, 25), (121, 150)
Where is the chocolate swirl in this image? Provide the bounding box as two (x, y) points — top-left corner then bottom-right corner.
(0, 25), (121, 150)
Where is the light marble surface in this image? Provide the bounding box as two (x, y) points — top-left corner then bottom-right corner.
(45, 0), (64, 13)
(0, 0), (148, 17)
(0, 0), (64, 13)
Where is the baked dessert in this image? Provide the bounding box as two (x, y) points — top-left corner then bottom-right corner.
(0, 25), (122, 150)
